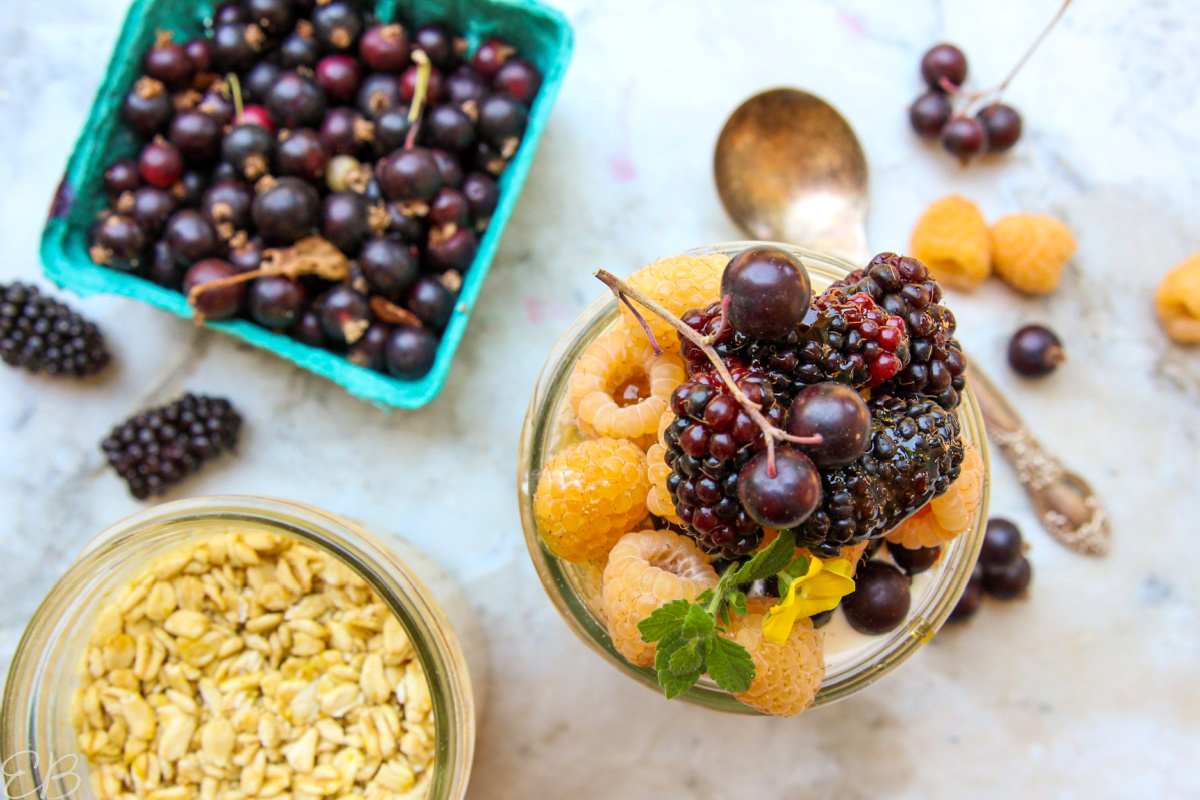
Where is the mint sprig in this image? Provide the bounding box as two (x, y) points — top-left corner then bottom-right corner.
(636, 530), (797, 698)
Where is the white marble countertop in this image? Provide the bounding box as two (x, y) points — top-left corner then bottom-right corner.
(2, 0), (1199, 797)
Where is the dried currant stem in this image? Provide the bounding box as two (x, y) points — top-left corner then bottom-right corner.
(188, 236), (350, 306)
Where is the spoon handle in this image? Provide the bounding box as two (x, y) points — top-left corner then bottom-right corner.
(967, 364), (1111, 556)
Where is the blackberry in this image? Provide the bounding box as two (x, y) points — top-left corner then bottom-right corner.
(101, 393), (242, 500)
(0, 283), (110, 377)
(791, 393), (964, 557)
(833, 252), (967, 409)
(679, 289), (910, 400)
(663, 366), (785, 559)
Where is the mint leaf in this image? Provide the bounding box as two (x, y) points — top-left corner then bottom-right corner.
(661, 669), (701, 699)
(654, 632), (702, 698)
(680, 603), (715, 640)
(654, 630), (685, 672)
(695, 589), (714, 607)
(638, 599), (691, 643)
(726, 589), (748, 618)
(706, 636), (756, 694)
(731, 529), (796, 585)
(667, 639), (704, 676)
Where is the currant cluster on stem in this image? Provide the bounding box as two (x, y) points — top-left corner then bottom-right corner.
(909, 43), (1022, 163)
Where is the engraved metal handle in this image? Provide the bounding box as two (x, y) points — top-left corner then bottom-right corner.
(968, 364), (1111, 556)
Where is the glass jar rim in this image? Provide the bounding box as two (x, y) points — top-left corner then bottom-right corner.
(517, 242), (990, 714)
(1, 495), (476, 800)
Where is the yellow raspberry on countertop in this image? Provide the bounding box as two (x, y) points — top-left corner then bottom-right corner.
(534, 438), (651, 563)
(1155, 251), (1200, 344)
(569, 323), (686, 450)
(910, 195), (992, 290)
(991, 213), (1076, 294)
(621, 254), (728, 350)
(887, 441), (985, 549)
(726, 597), (825, 717)
(602, 529), (719, 667)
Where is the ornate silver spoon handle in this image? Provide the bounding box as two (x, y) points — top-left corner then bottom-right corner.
(967, 364), (1111, 556)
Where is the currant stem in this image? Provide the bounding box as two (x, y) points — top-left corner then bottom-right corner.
(617, 295), (664, 356)
(949, 0), (1073, 116)
(404, 50), (432, 150)
(993, 0), (1074, 97)
(226, 73), (244, 121)
(701, 294), (731, 347)
(593, 270), (822, 473)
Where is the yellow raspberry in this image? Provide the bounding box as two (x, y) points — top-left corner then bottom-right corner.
(991, 213), (1076, 294)
(726, 597), (824, 717)
(646, 407), (683, 524)
(534, 438), (651, 563)
(569, 323), (686, 450)
(621, 254), (728, 350)
(601, 529), (719, 667)
(887, 441), (985, 549)
(1155, 251), (1200, 344)
(910, 195), (992, 290)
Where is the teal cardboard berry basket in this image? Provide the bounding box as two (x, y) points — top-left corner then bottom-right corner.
(40, 0), (572, 409)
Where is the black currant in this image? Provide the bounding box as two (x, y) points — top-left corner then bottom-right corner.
(1008, 325), (1064, 377)
(736, 447), (821, 529)
(385, 325), (437, 378)
(921, 43), (967, 90)
(360, 237), (418, 299)
(940, 117), (988, 163)
(277, 129), (329, 182)
(377, 147), (441, 201)
(842, 560), (911, 635)
(786, 382), (871, 468)
(251, 177), (320, 245)
(184, 259), (245, 319)
(248, 276), (307, 328)
(977, 103), (1023, 153)
(359, 23), (410, 73)
(406, 275), (455, 330)
(321, 191), (371, 255)
(721, 245), (811, 340)
(910, 91), (952, 139)
(980, 518), (1023, 569)
(266, 71), (327, 129)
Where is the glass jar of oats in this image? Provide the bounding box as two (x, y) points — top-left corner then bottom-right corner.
(1, 497), (480, 800)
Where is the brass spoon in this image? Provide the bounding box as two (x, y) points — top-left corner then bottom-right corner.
(713, 87), (1110, 556)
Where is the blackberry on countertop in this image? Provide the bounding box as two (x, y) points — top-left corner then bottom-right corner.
(663, 366), (785, 559)
(679, 288), (910, 399)
(833, 252), (966, 409)
(101, 393), (242, 500)
(0, 282), (110, 378)
(792, 393), (964, 557)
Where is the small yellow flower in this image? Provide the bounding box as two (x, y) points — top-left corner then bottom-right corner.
(762, 557), (856, 645)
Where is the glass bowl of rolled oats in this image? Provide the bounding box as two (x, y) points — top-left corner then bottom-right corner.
(0, 496), (479, 800)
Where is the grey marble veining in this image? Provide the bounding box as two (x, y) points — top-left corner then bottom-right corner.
(2, 1), (1199, 798)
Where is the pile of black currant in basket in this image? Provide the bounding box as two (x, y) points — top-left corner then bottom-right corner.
(89, 0), (542, 379)
(663, 247), (967, 561)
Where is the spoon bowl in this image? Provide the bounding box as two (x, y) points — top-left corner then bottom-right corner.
(714, 88), (869, 264)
